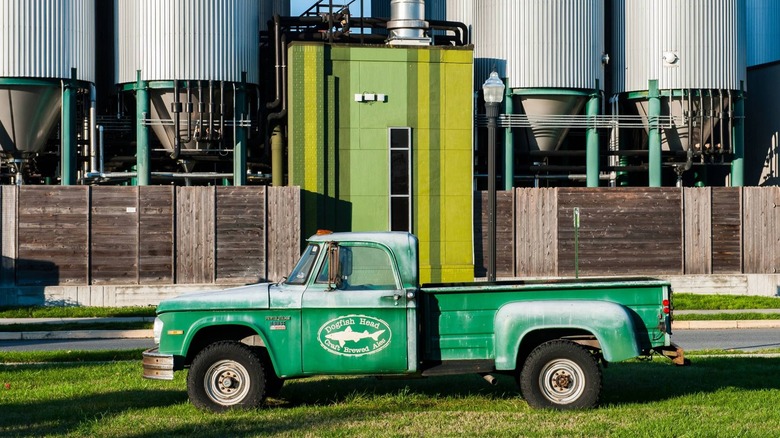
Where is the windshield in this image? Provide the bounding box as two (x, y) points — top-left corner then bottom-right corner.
(285, 244), (320, 285)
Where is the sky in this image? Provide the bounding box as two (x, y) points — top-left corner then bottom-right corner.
(290, 0), (371, 16)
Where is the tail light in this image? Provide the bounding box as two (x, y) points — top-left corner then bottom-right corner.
(662, 291), (673, 335)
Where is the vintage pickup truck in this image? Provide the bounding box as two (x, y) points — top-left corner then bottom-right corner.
(143, 231), (685, 411)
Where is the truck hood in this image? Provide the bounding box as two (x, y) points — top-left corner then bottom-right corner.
(156, 283), (271, 313)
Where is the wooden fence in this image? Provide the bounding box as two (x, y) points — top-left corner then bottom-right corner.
(475, 187), (780, 277)
(0, 185), (300, 287)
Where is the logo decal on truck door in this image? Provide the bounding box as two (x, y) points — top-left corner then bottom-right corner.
(317, 315), (393, 356)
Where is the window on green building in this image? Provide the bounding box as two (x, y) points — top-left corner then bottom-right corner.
(389, 127), (411, 232)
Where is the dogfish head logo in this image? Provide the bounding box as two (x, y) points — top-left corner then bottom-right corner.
(317, 315), (392, 356)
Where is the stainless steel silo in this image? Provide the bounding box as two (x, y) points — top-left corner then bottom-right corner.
(746, 0), (780, 67)
(115, 0), (259, 167)
(0, 0), (95, 179)
(612, 0), (746, 160)
(260, 0), (290, 32)
(474, 0), (605, 153)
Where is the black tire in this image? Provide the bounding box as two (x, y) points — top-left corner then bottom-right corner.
(187, 341), (267, 411)
(250, 347), (284, 398)
(518, 340), (602, 410)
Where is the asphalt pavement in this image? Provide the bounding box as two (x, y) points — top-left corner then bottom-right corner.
(1, 312), (780, 352)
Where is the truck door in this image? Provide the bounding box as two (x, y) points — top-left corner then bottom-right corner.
(301, 242), (409, 374)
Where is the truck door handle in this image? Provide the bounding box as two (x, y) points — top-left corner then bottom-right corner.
(382, 293), (402, 302)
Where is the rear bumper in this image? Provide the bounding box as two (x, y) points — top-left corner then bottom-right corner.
(142, 348), (176, 380)
(654, 342), (689, 366)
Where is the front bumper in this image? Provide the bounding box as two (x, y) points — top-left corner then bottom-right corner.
(142, 348), (176, 380)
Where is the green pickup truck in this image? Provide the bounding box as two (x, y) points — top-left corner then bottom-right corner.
(143, 231), (684, 411)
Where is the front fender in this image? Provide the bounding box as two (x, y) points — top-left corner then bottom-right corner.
(162, 314), (271, 360)
(494, 300), (641, 370)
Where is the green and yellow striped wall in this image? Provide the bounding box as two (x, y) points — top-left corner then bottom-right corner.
(288, 42), (474, 283)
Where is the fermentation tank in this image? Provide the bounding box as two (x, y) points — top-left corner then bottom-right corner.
(612, 0), (746, 153)
(260, 0), (290, 32)
(474, 0), (605, 152)
(0, 0), (95, 162)
(746, 0), (780, 67)
(115, 0), (259, 156)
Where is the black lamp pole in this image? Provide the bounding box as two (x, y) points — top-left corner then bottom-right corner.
(486, 100), (498, 282)
(482, 71), (504, 282)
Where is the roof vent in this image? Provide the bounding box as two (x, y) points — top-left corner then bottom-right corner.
(386, 0), (430, 46)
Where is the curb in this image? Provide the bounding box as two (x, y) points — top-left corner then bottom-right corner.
(672, 320), (780, 330)
(0, 329), (153, 341)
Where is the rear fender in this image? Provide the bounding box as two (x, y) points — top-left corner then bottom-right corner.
(494, 300), (641, 370)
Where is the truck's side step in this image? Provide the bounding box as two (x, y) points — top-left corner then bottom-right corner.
(421, 360), (495, 376)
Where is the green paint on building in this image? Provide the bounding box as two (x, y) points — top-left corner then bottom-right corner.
(288, 42), (474, 283)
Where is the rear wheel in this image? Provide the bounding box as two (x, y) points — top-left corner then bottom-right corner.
(187, 341), (266, 411)
(518, 340), (602, 410)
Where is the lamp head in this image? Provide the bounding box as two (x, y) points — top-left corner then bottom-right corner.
(482, 71), (505, 104)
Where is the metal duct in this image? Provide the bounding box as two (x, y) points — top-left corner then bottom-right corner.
(387, 0), (431, 46)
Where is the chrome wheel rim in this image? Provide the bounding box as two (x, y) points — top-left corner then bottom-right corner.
(538, 358), (585, 404)
(204, 359), (251, 406)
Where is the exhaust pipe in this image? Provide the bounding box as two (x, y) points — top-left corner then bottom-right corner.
(480, 373), (498, 386)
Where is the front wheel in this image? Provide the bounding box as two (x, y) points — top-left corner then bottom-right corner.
(187, 341), (267, 411)
(518, 340), (602, 410)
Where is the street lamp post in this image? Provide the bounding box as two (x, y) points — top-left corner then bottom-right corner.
(482, 71), (505, 282)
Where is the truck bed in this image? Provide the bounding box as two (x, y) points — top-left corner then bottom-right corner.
(419, 277), (671, 364)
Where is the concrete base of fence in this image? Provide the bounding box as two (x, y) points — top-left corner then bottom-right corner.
(662, 274), (780, 297)
(1, 274), (779, 307)
(0, 284), (243, 307)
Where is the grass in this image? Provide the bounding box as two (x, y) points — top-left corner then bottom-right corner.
(1, 357), (780, 436)
(0, 349), (145, 364)
(675, 312), (780, 321)
(674, 293), (780, 311)
(0, 306), (156, 319)
(685, 348), (780, 356)
(0, 321), (152, 332)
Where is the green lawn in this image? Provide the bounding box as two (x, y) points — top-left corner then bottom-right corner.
(0, 306), (156, 319)
(674, 294), (780, 311)
(1, 357), (779, 436)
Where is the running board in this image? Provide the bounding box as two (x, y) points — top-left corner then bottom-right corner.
(421, 360), (495, 376)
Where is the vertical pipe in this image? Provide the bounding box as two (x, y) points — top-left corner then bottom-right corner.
(648, 79), (662, 187)
(98, 125), (104, 175)
(233, 73), (248, 186)
(503, 91), (513, 191)
(61, 69), (78, 185)
(136, 71), (151, 186)
(89, 84), (97, 173)
(271, 125), (284, 186)
(586, 82), (600, 187)
(731, 83), (745, 187)
(486, 101), (498, 282)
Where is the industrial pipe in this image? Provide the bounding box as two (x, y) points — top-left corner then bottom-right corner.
(172, 79), (182, 160)
(135, 71), (151, 185)
(648, 79), (662, 187)
(89, 84), (98, 174)
(427, 19), (468, 46)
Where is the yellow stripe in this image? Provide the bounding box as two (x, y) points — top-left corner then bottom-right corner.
(303, 47), (321, 191)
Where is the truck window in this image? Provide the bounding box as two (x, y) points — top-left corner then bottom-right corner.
(286, 244), (320, 285)
(315, 245), (397, 290)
